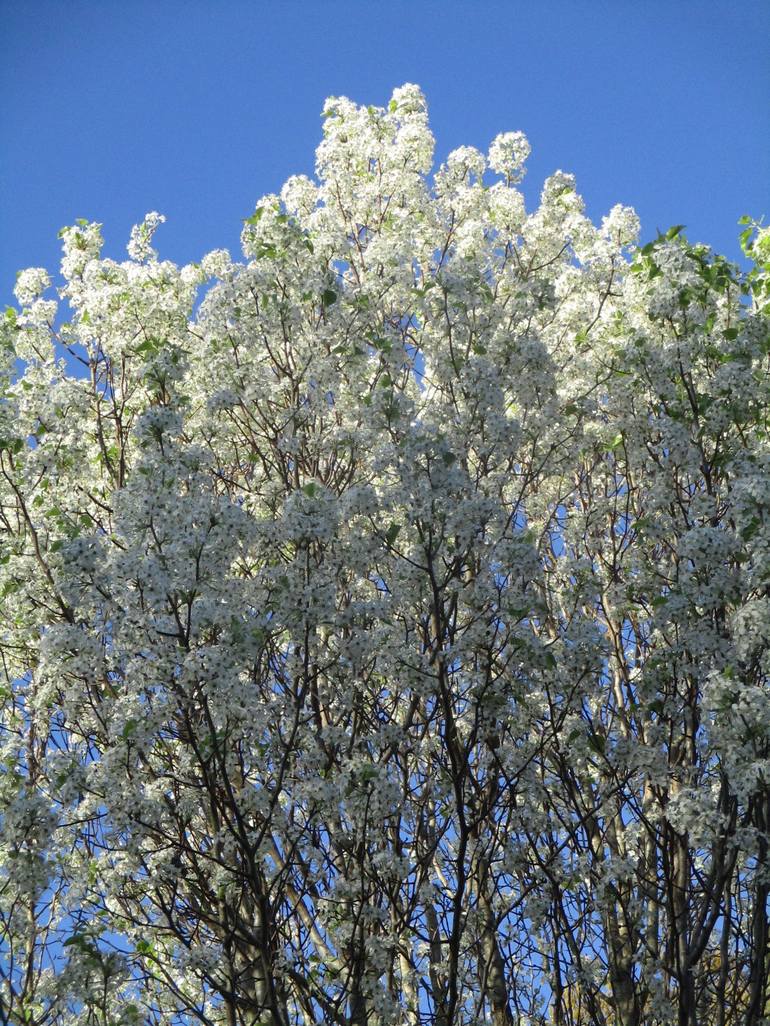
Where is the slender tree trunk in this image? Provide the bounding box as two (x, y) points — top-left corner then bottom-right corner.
(475, 859), (513, 1026)
(745, 790), (770, 1026)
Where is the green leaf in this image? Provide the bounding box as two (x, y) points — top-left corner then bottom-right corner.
(587, 734), (606, 756)
(243, 207), (265, 226)
(414, 281), (435, 298)
(0, 579), (20, 599)
(122, 718), (138, 740)
(717, 692), (737, 712)
(665, 224), (686, 240)
(385, 523), (401, 546)
(358, 763), (378, 783)
(254, 243), (278, 260)
(321, 288), (337, 307)
(741, 517), (761, 542)
(133, 337), (161, 357)
(302, 482), (318, 498)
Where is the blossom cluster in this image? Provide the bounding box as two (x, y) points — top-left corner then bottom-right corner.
(1, 84), (769, 1026)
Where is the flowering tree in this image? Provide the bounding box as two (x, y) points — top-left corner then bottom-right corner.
(1, 84), (769, 1026)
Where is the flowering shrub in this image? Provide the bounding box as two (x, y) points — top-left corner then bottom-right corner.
(1, 85), (769, 1026)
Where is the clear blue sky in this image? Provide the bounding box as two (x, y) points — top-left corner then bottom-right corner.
(2, 0), (768, 306)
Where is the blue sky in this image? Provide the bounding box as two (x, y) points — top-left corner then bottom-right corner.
(2, 0), (768, 306)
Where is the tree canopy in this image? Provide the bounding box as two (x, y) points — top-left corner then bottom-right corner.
(1, 84), (770, 1026)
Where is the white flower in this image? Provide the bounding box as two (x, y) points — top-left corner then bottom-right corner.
(488, 130), (531, 180)
(127, 211), (166, 262)
(14, 267), (51, 305)
(201, 248), (232, 280)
